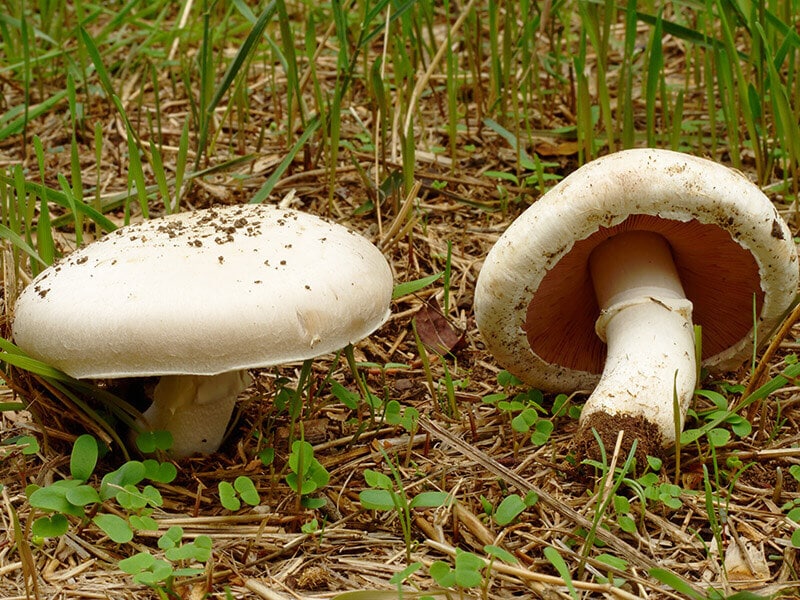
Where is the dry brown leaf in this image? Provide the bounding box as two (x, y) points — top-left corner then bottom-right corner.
(415, 299), (466, 356)
(724, 539), (770, 587)
(534, 139), (580, 156)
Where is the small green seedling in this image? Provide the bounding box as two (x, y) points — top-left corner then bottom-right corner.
(612, 494), (638, 534)
(286, 440), (330, 509)
(119, 527), (212, 589)
(429, 549), (484, 590)
(301, 518), (320, 534)
(389, 561), (423, 590)
(490, 491), (539, 526)
(594, 553), (629, 587)
(118, 552), (175, 588)
(681, 388), (752, 448)
(2, 434), (39, 457)
(384, 400), (420, 432)
(638, 473), (683, 510)
(1, 435), (39, 494)
(359, 469), (451, 514)
(484, 545), (517, 565)
(135, 430), (174, 454)
(482, 545), (519, 594)
(330, 380), (361, 411)
(782, 465), (800, 547)
(219, 476), (260, 511)
(26, 434), (177, 543)
(544, 546), (579, 600)
(483, 371), (571, 447)
(429, 545), (518, 596)
(360, 459), (451, 561)
(583, 452), (684, 512)
(258, 446), (275, 467)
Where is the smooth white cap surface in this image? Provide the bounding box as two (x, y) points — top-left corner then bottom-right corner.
(13, 205), (393, 379)
(475, 149), (799, 392)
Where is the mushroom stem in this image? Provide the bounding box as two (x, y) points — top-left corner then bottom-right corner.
(583, 230), (697, 448)
(138, 371), (252, 457)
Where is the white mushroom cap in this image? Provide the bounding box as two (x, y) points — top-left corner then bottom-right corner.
(13, 204), (393, 379)
(13, 204), (393, 457)
(475, 149), (799, 393)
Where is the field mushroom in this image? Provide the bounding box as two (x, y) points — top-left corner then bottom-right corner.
(12, 204), (393, 457)
(475, 149), (798, 460)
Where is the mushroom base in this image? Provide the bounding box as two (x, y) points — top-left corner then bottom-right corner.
(136, 371), (252, 457)
(571, 411), (663, 476)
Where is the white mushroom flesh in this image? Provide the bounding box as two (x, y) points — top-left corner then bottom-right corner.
(585, 230), (696, 444)
(140, 371), (253, 457)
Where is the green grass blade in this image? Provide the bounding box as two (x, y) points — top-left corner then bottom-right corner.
(669, 90), (685, 150)
(276, 0), (302, 132)
(619, 5), (729, 53)
(620, 0), (638, 148)
(19, 12), (31, 155)
(359, 0), (415, 50)
(578, 1), (614, 153)
(67, 75), (83, 216)
(644, 11), (663, 147)
(173, 117), (190, 212)
(574, 33), (593, 161)
(210, 1), (276, 109)
(195, 1), (277, 168)
(111, 95), (150, 219)
(78, 26), (117, 100)
(57, 173), (82, 246)
(97, 0), (141, 38)
(32, 137), (55, 267)
(543, 547), (579, 600)
(483, 118), (536, 170)
(0, 337), (71, 380)
(715, 42), (740, 167)
(0, 223), (46, 268)
(716, 0), (761, 173)
(392, 272), (443, 300)
(648, 568), (705, 600)
(149, 139), (171, 215)
(4, 177), (116, 232)
(35, 200), (54, 267)
(0, 90), (67, 141)
(232, 0), (257, 22)
(0, 12), (58, 47)
(755, 22), (800, 175)
(249, 115), (321, 204)
(331, 0), (350, 70)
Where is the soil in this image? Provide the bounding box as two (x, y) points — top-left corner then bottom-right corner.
(571, 411), (664, 477)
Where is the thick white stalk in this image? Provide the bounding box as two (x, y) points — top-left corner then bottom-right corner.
(138, 371), (252, 457)
(584, 231), (696, 446)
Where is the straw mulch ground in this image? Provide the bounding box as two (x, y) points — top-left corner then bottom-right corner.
(1, 11), (800, 600)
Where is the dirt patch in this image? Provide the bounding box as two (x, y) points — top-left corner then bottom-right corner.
(738, 459), (800, 493)
(570, 411), (664, 476)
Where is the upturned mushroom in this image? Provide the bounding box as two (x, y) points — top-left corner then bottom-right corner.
(475, 149), (798, 459)
(12, 204), (393, 457)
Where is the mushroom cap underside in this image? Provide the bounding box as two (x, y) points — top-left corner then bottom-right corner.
(474, 148), (799, 392)
(12, 204), (394, 379)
